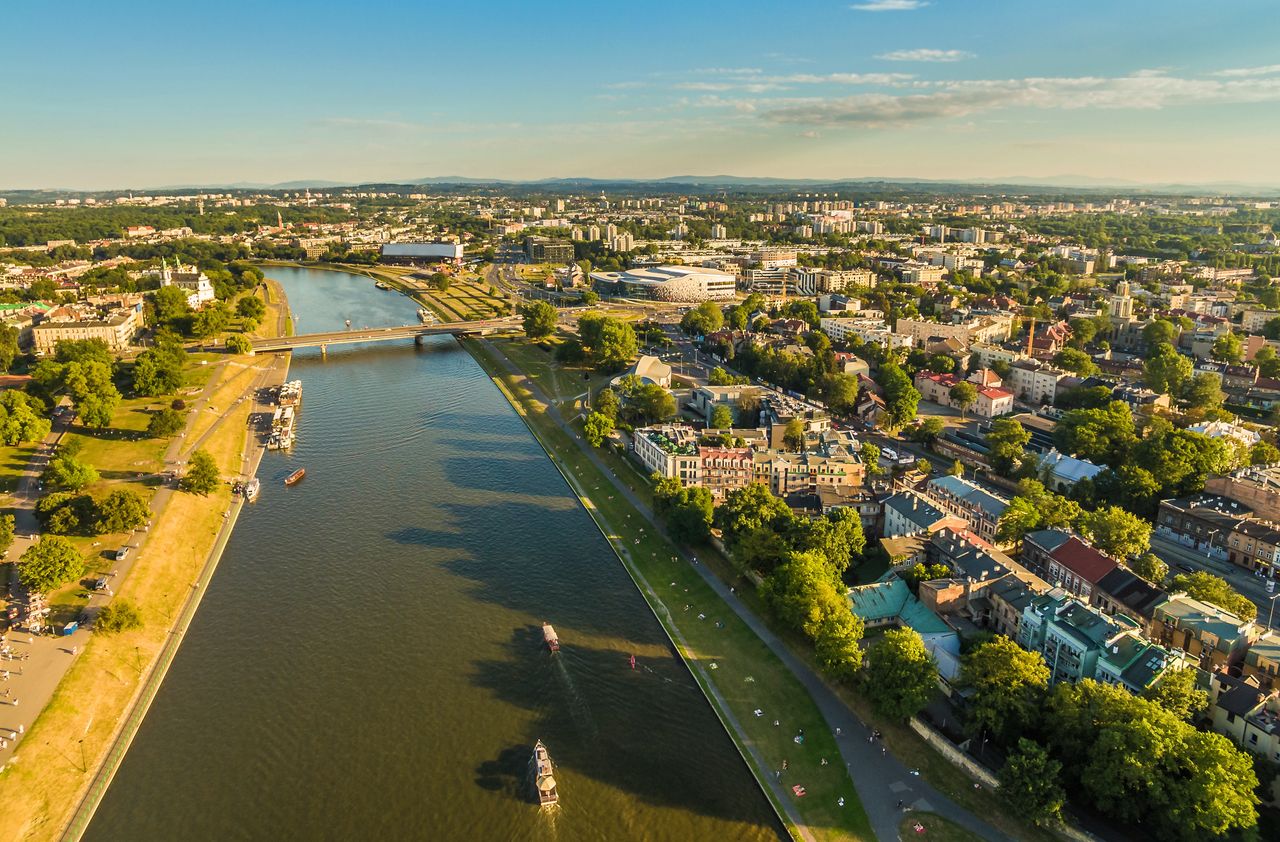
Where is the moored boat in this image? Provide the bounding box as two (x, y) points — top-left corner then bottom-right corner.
(542, 622), (559, 652)
(417, 307), (436, 324)
(243, 477), (261, 501)
(284, 468), (306, 486)
(375, 281), (391, 290)
(531, 740), (558, 806)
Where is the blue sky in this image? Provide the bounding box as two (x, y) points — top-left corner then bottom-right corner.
(5, 0), (1280, 189)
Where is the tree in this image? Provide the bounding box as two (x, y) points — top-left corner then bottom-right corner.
(180, 449), (221, 495)
(825, 372), (859, 415)
(960, 637), (1049, 744)
(132, 343), (187, 396)
(995, 480), (1082, 545)
(864, 627), (937, 720)
(914, 457), (931, 475)
(907, 416), (945, 446)
(877, 362), (920, 430)
(667, 486), (713, 544)
(1144, 343), (1193, 395)
(796, 507), (866, 574)
(709, 403), (734, 430)
(95, 600), (143, 634)
(627, 383), (674, 423)
(1252, 438), (1280, 465)
(680, 301), (724, 336)
(1211, 330), (1243, 364)
(999, 739), (1066, 826)
(1168, 571), (1257, 620)
(583, 411), (614, 447)
(580, 290), (599, 306)
(429, 271), (451, 292)
(1054, 401), (1136, 467)
(594, 387), (620, 422)
(1143, 668), (1209, 722)
(814, 612), (865, 681)
(594, 318), (638, 370)
(1045, 679), (1258, 840)
(225, 334), (252, 354)
(17, 535), (84, 594)
(986, 417), (1030, 475)
(714, 483), (794, 551)
(191, 302), (232, 339)
(95, 488), (150, 533)
(236, 296), (266, 322)
(1129, 552), (1169, 584)
(153, 285), (192, 326)
(1142, 319), (1178, 348)
(146, 407), (185, 438)
(520, 301), (557, 340)
(0, 325), (20, 373)
(43, 451), (99, 491)
(1068, 316), (1098, 348)
(62, 359), (121, 428)
(949, 381), (978, 418)
(34, 492), (95, 535)
(708, 366), (749, 386)
(860, 441), (882, 476)
(760, 550), (848, 639)
(1182, 372), (1225, 411)
(1052, 347), (1098, 376)
(783, 418), (806, 451)
(0, 513), (13, 558)
(1077, 505), (1151, 558)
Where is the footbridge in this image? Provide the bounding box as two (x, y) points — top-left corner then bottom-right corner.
(249, 317), (519, 354)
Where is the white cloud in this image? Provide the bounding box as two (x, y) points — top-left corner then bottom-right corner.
(1214, 64), (1280, 78)
(760, 73), (1280, 126)
(673, 71), (913, 93)
(850, 0), (928, 10)
(877, 49), (974, 62)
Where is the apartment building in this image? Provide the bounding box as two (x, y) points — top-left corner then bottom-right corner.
(1151, 595), (1255, 672)
(1017, 592), (1143, 686)
(1206, 465), (1280, 523)
(922, 475), (1009, 544)
(1006, 359), (1069, 404)
(31, 306), (141, 356)
(892, 316), (1012, 349)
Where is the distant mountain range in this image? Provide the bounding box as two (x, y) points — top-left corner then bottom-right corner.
(11, 174), (1280, 196)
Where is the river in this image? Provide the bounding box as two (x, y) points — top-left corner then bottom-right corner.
(84, 266), (783, 841)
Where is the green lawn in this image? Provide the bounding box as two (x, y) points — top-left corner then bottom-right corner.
(469, 339), (873, 842)
(0, 442), (38, 495)
(898, 813), (986, 842)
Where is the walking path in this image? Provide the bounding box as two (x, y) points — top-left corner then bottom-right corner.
(479, 339), (1008, 842)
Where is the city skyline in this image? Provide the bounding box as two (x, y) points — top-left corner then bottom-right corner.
(7, 0), (1280, 190)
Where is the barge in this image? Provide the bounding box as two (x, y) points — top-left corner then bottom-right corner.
(284, 468), (306, 486)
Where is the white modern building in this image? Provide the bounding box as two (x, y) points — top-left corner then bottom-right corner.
(380, 242), (465, 265)
(590, 265), (735, 302)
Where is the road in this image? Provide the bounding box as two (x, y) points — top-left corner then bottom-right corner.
(480, 338), (1008, 842)
(1150, 535), (1280, 626)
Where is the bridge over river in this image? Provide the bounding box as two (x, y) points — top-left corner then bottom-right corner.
(248, 317), (519, 353)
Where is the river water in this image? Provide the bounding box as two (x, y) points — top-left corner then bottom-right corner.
(85, 266), (782, 841)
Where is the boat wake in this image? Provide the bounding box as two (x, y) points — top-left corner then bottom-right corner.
(551, 655), (599, 742)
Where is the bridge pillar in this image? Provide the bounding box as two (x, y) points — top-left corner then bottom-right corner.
(320, 344), (327, 358)
(415, 335), (425, 347)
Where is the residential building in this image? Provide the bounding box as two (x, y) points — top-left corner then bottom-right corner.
(696, 445), (755, 498)
(1037, 449), (1105, 493)
(790, 267), (873, 295)
(1032, 533), (1118, 601)
(524, 237), (575, 263)
(633, 425), (700, 482)
(590, 265), (735, 302)
(1094, 631), (1184, 695)
(1243, 632), (1280, 689)
(1206, 465), (1280, 522)
(1006, 359), (1068, 404)
(1243, 308), (1280, 334)
(31, 306), (140, 356)
(754, 449), (865, 497)
(1092, 566), (1167, 627)
(881, 491), (966, 539)
(892, 316), (1012, 349)
(848, 576), (962, 680)
(1208, 673), (1280, 764)
(1227, 519), (1280, 575)
(687, 384), (763, 426)
(1156, 493), (1251, 561)
(922, 475), (1009, 544)
(1151, 595), (1254, 672)
(1018, 592), (1142, 685)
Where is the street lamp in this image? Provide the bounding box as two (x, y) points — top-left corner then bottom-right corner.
(1268, 592), (1280, 630)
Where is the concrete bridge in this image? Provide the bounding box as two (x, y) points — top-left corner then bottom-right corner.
(249, 317), (519, 354)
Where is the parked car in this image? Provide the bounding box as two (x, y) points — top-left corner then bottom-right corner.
(116, 546), (131, 561)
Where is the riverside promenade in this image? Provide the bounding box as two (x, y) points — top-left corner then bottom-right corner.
(474, 338), (1007, 842)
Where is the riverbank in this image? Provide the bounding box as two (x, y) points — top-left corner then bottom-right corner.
(0, 352), (289, 841)
(466, 337), (873, 842)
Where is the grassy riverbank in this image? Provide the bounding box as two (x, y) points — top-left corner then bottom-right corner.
(467, 338), (873, 842)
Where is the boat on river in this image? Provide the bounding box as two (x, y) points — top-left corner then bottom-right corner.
(374, 281), (391, 290)
(284, 468), (306, 486)
(241, 477), (260, 501)
(417, 307), (436, 324)
(531, 740), (559, 807)
(542, 622), (559, 652)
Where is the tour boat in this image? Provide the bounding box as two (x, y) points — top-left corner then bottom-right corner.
(531, 740), (559, 807)
(284, 468), (306, 486)
(375, 281), (391, 290)
(542, 622), (559, 652)
(417, 307), (436, 324)
(243, 477), (261, 501)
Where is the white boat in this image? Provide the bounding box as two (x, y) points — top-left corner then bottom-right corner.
(531, 740), (558, 806)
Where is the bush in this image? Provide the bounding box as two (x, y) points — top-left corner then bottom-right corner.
(95, 600), (143, 634)
(225, 334), (252, 354)
(171, 398), (186, 410)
